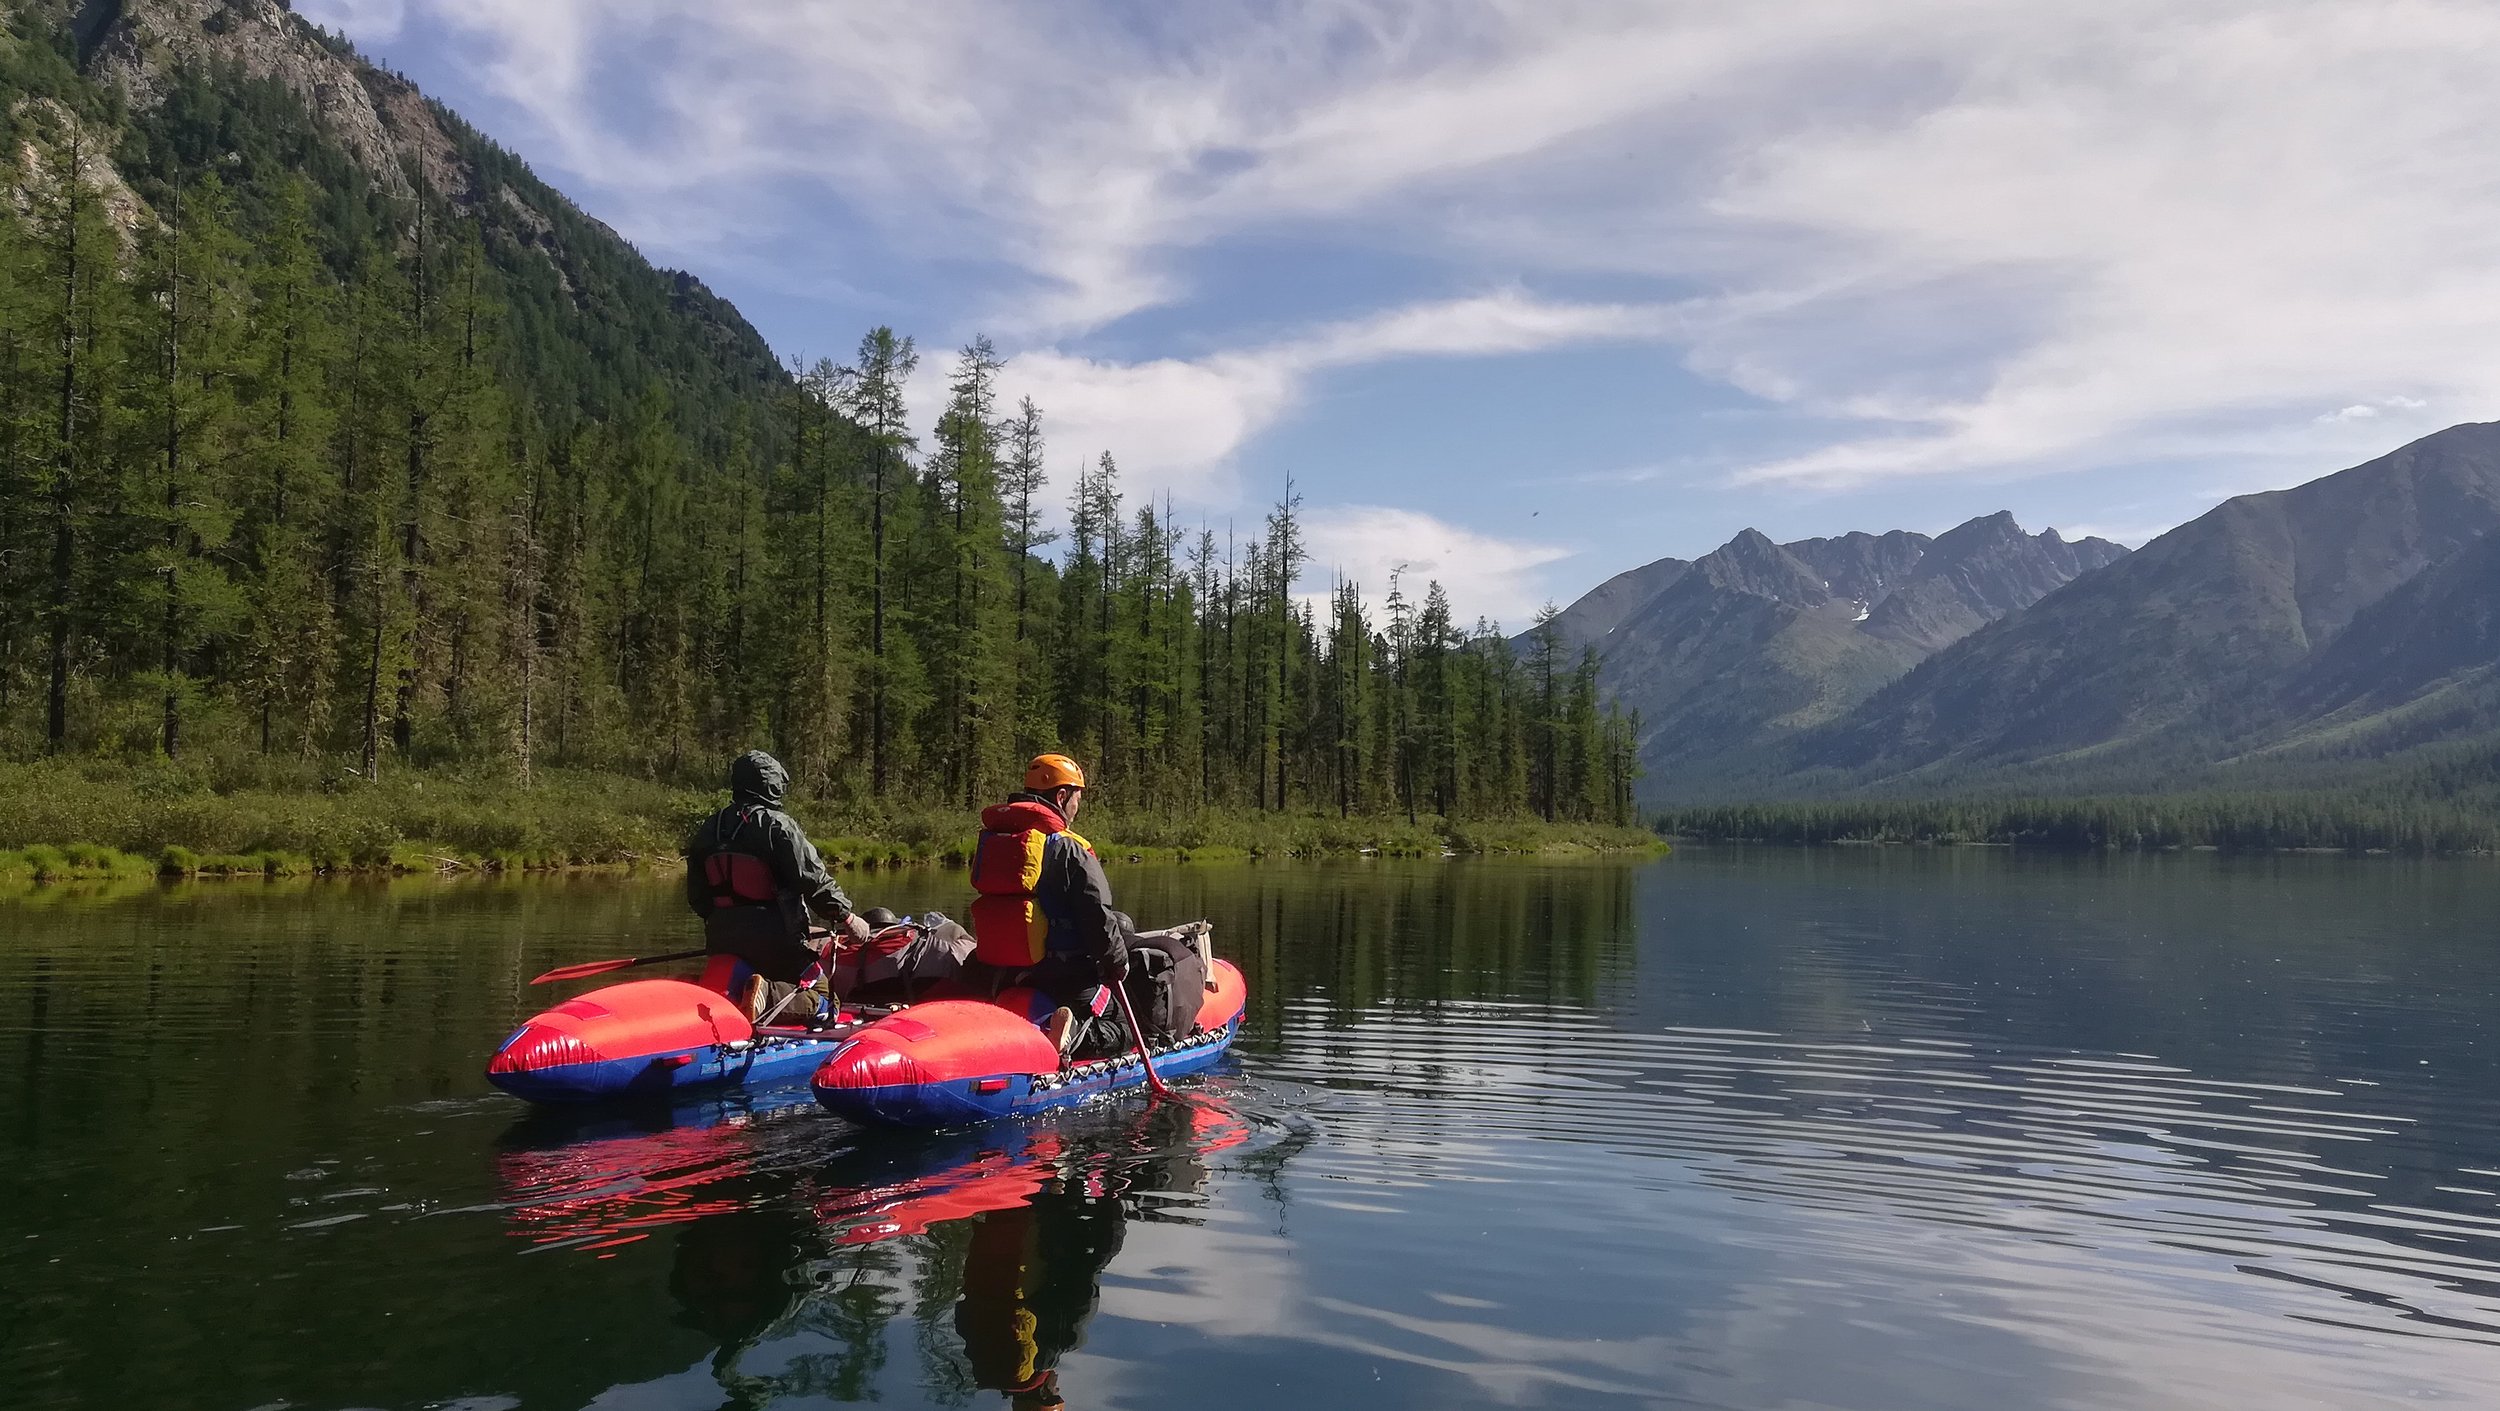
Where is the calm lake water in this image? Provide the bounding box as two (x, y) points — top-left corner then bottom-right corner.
(5, 848), (2500, 1410)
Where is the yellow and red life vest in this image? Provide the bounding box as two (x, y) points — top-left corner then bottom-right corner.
(967, 799), (1095, 968)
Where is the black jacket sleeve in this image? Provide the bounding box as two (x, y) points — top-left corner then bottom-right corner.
(1048, 836), (1129, 975)
(767, 810), (854, 924)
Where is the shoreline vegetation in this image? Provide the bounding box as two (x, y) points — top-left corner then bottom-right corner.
(1660, 793), (2500, 856)
(0, 758), (1663, 888)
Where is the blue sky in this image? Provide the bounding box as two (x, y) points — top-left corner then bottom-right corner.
(298, 0), (2500, 627)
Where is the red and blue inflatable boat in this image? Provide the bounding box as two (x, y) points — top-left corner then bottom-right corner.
(489, 936), (1249, 1116)
(812, 960), (1248, 1128)
(487, 971), (859, 1105)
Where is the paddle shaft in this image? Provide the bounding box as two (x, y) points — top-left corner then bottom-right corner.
(1112, 978), (1174, 1098)
(529, 947), (706, 985)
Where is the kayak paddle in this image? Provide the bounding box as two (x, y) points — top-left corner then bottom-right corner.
(529, 947), (706, 985)
(1111, 979), (1175, 1099)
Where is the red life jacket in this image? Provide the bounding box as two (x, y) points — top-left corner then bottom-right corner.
(967, 799), (1096, 968)
(698, 808), (781, 909)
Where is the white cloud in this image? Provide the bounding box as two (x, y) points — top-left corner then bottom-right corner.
(902, 291), (1675, 511)
(1300, 505), (1571, 629)
(295, 0), (405, 42)
(1697, 1), (2500, 485)
(1283, 290), (1677, 366)
(377, 0), (2500, 499)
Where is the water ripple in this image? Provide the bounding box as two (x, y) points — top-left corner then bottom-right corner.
(1258, 1006), (2500, 1348)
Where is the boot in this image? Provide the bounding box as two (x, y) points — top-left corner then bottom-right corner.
(1043, 1006), (1077, 1059)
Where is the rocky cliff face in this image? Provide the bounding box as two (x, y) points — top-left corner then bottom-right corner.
(7, 94), (150, 236)
(7, 0), (789, 425)
(65, 0), (466, 200)
(27, 0), (655, 309)
(1859, 513), (2130, 654)
(1783, 529), (1929, 607)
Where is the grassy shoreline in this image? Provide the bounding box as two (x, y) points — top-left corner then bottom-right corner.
(0, 758), (1662, 887)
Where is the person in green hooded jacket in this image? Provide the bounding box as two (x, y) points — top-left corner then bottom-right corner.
(685, 750), (870, 1018)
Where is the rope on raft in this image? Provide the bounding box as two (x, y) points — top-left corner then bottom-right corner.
(1029, 1025), (1220, 1091)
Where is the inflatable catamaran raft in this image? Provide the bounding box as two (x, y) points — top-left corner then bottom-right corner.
(486, 929), (1246, 1119)
(484, 967), (861, 1104)
(809, 951), (1247, 1127)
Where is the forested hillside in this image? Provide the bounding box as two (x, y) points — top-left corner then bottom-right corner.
(0, 2), (1639, 868)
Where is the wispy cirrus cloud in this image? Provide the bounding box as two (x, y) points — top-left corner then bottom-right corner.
(905, 289), (1678, 510)
(332, 0), (2500, 565)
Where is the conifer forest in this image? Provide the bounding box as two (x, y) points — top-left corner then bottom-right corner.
(0, 38), (1642, 837)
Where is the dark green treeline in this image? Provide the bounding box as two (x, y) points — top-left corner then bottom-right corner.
(0, 58), (1637, 826)
(1660, 791), (2500, 855)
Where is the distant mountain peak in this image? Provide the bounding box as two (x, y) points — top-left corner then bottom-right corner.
(1533, 504), (2135, 801)
(1854, 511), (2126, 654)
(1796, 421), (2500, 795)
(1697, 529), (1829, 606)
(1950, 508), (2021, 534)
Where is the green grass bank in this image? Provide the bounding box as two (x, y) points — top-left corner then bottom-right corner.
(0, 757), (1661, 887)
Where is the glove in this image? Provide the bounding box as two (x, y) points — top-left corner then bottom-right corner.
(843, 911), (873, 945)
(1101, 950), (1129, 984)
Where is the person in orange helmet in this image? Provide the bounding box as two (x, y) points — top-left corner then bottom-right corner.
(966, 753), (1132, 1056)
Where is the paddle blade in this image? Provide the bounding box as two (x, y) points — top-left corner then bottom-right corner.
(528, 947), (705, 985)
(529, 956), (644, 984)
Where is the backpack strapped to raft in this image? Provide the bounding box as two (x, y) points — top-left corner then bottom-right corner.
(1119, 923), (1212, 1041)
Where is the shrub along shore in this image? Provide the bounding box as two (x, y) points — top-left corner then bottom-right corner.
(0, 758), (1662, 886)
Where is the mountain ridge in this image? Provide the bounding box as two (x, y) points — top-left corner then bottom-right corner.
(1537, 513), (2127, 797)
(1793, 421), (2500, 795)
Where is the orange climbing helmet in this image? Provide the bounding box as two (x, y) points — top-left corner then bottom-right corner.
(1024, 753), (1087, 792)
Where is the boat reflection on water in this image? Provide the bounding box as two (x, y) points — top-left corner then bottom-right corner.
(491, 1092), (1264, 1408)
(822, 1101), (1252, 1409)
(491, 1087), (822, 1258)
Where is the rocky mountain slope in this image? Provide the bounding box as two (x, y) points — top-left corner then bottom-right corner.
(1795, 422), (2500, 795)
(2283, 529), (2500, 732)
(77, 0), (466, 199)
(7, 0), (787, 433)
(1542, 516), (2126, 799)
